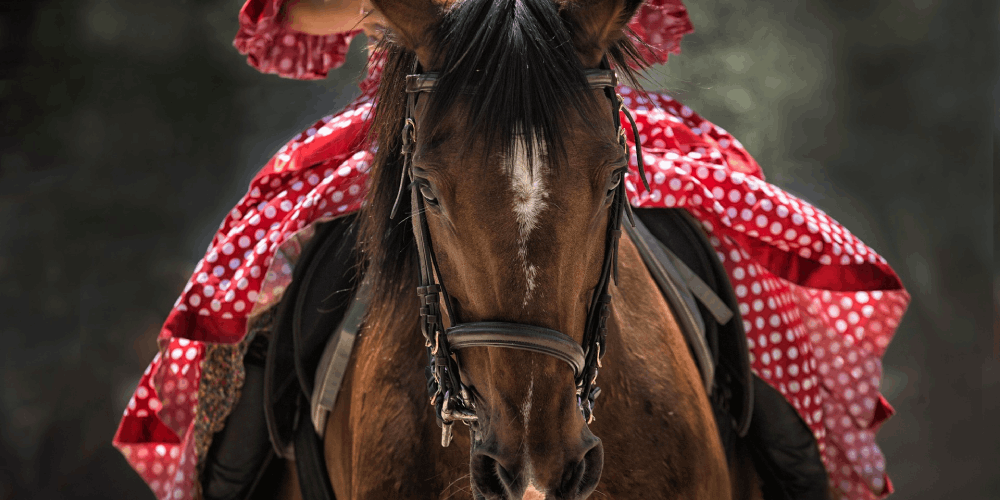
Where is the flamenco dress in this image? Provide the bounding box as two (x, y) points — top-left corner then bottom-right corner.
(112, 1), (909, 499)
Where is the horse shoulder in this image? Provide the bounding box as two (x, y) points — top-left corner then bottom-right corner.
(593, 234), (733, 499)
(319, 316), (472, 499)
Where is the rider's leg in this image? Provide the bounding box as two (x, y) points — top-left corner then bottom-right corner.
(200, 312), (276, 500)
(746, 375), (831, 500)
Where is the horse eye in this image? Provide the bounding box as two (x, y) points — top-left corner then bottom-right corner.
(607, 170), (623, 196)
(419, 181), (439, 206)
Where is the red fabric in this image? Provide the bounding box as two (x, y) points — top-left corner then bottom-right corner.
(115, 2), (907, 500)
(233, 0), (360, 80)
(233, 0), (692, 80)
(630, 0), (694, 64)
(114, 343), (202, 499)
(731, 233), (903, 291)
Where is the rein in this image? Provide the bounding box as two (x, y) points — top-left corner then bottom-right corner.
(391, 62), (649, 447)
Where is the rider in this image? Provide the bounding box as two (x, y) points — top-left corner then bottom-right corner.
(112, 1), (909, 499)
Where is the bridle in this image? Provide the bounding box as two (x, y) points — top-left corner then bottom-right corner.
(390, 61), (650, 447)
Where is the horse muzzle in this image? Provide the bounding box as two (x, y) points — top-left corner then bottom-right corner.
(470, 435), (603, 500)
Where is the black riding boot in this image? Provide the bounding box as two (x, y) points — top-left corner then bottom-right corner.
(200, 328), (276, 500)
(746, 376), (831, 500)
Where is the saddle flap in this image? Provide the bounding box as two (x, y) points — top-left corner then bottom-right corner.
(310, 278), (372, 436)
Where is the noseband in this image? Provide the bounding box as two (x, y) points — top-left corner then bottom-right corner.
(391, 62), (649, 447)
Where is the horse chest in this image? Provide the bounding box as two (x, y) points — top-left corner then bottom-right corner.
(325, 323), (474, 498)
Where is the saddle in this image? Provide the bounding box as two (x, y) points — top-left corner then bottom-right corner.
(199, 209), (828, 500)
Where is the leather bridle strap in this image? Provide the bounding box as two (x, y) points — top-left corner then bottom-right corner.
(404, 69), (622, 98)
(396, 60), (649, 445)
(447, 322), (586, 378)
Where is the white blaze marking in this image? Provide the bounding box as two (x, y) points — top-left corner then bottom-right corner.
(522, 377), (534, 432)
(509, 138), (548, 305)
(521, 457), (542, 499)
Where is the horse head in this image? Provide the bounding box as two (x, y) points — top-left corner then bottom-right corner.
(365, 1), (647, 498)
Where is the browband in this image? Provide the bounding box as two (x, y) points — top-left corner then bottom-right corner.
(406, 69), (618, 94)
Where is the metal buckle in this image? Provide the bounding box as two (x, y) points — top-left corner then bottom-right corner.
(401, 118), (416, 154)
(438, 387), (478, 447)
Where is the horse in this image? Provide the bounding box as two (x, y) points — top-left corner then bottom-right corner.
(277, 0), (762, 498)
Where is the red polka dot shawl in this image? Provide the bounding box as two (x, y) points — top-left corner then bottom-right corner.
(113, 1), (907, 499)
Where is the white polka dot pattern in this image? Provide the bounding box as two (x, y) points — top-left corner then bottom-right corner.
(114, 340), (202, 500)
(629, 0), (694, 64)
(233, 0), (357, 81)
(172, 125), (371, 335)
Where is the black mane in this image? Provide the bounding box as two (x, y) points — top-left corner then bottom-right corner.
(428, 0), (646, 162)
(359, 0), (648, 326)
(427, 0), (590, 162)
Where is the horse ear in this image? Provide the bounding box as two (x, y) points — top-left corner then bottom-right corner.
(564, 0), (643, 67)
(370, 0), (449, 68)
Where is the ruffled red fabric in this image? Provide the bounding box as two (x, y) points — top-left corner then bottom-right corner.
(233, 0), (360, 80)
(629, 0), (695, 64)
(233, 0), (693, 82)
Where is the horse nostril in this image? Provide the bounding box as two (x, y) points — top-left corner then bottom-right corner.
(495, 461), (515, 488)
(560, 459), (586, 494)
(559, 441), (604, 498)
(472, 453), (513, 497)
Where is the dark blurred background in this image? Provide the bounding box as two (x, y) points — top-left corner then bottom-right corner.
(0, 0), (995, 498)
